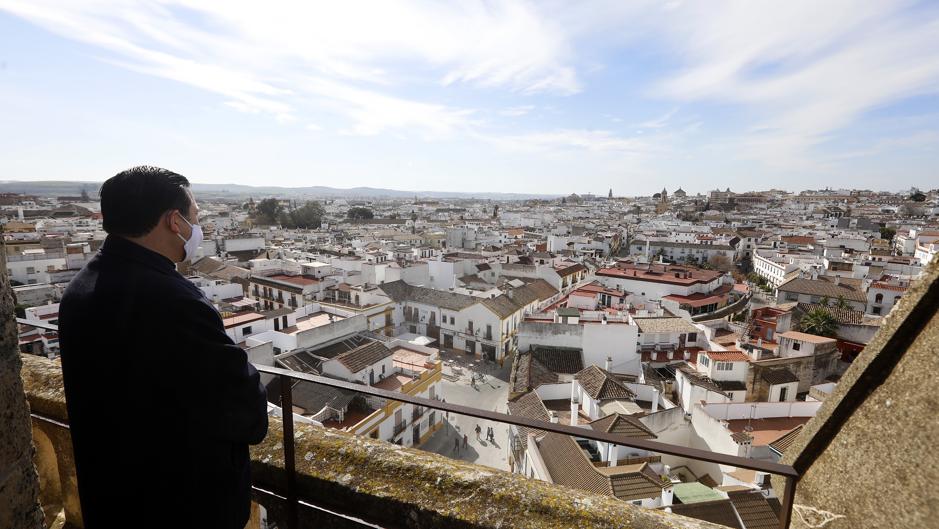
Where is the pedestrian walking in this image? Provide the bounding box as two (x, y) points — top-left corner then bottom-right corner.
(453, 436), (459, 454)
(475, 424), (481, 440)
(463, 434), (468, 449)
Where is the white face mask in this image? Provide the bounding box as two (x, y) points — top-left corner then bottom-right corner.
(175, 211), (204, 262)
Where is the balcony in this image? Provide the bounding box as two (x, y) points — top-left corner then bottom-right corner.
(392, 419), (408, 437)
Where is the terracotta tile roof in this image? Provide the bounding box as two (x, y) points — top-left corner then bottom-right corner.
(704, 351), (750, 362)
(715, 380), (747, 392)
(668, 499), (743, 528)
(588, 413), (657, 439)
(506, 391), (551, 450)
(510, 352), (560, 394)
(795, 303), (868, 325)
(556, 262), (587, 277)
(778, 331), (838, 344)
(768, 424), (804, 455)
(600, 463), (668, 502)
(335, 341), (393, 373)
(777, 276), (867, 303)
(575, 365), (636, 401)
(674, 362), (728, 396)
(536, 434), (665, 502)
(727, 490), (780, 529)
(870, 282), (908, 292)
(761, 368), (799, 385)
(536, 433), (612, 496)
(531, 345), (584, 374)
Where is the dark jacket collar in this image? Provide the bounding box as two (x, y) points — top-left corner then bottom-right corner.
(99, 235), (177, 274)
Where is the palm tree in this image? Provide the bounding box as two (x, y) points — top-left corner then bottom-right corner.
(834, 295), (851, 310)
(798, 308), (838, 337)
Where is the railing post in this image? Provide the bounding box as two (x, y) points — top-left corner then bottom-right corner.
(779, 474), (798, 529)
(280, 373), (299, 529)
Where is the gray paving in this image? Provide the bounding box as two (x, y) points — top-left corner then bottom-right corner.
(419, 349), (513, 471)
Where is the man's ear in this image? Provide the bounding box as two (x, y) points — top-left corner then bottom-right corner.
(166, 210), (182, 235)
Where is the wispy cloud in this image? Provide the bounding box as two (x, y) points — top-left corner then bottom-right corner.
(638, 107), (678, 129)
(0, 0), (577, 136)
(487, 129), (665, 156)
(649, 1), (939, 166)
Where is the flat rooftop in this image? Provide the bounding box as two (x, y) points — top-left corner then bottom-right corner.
(269, 273), (320, 286)
(284, 311), (346, 335)
(390, 346), (434, 374)
(726, 417), (812, 446)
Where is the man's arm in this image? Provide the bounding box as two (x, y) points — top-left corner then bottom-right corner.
(172, 296), (269, 445)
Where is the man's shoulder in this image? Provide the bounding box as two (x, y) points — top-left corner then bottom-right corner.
(63, 251), (205, 309)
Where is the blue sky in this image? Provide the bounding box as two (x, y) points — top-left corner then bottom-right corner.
(1, 1), (938, 196)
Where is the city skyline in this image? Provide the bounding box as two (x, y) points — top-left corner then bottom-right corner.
(2, 1), (939, 195)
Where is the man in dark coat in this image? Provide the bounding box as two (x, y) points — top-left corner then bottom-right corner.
(59, 166), (268, 529)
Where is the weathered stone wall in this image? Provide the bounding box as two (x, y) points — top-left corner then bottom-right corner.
(782, 260), (939, 529)
(0, 238), (45, 529)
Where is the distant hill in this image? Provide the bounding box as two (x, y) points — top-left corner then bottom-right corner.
(0, 180), (557, 200)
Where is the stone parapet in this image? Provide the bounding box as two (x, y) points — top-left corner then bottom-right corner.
(21, 354), (723, 528)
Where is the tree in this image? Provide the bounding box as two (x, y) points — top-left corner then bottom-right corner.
(798, 308), (838, 337)
(80, 187), (90, 201)
(288, 201), (325, 229)
(879, 226), (896, 242)
(707, 254), (734, 272)
(819, 296), (831, 307)
(910, 191), (927, 202)
(255, 198), (282, 224)
(347, 207), (374, 220)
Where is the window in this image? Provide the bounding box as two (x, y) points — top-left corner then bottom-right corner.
(687, 332), (697, 342)
(792, 342), (801, 351)
(872, 306), (882, 315)
(717, 362), (732, 371)
(779, 386), (788, 402)
(450, 316), (455, 325)
(700, 356), (709, 367)
(242, 326), (252, 336)
(875, 293), (883, 304)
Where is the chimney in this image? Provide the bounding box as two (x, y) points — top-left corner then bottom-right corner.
(661, 487), (674, 507)
(570, 397), (579, 426)
(607, 443), (616, 467)
(549, 411), (559, 424)
(605, 356), (612, 371)
(834, 276), (841, 286)
(651, 388), (659, 413)
(757, 338), (763, 348)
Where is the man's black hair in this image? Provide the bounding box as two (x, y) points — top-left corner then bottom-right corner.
(100, 166), (192, 237)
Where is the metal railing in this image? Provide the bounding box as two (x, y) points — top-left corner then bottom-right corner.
(251, 363), (801, 529)
(22, 318), (800, 528)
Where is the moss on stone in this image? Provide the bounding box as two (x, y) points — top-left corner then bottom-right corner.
(251, 418), (724, 529)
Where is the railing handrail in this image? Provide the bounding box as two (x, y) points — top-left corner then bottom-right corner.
(253, 363), (798, 478)
(25, 356), (798, 528)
